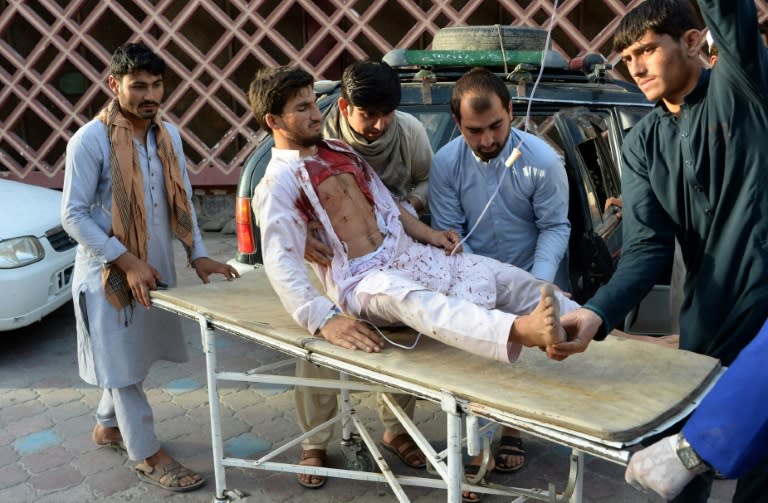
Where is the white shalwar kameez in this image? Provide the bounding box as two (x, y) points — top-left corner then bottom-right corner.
(255, 140), (578, 364)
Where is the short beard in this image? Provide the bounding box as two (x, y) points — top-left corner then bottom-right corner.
(137, 110), (158, 120)
(474, 132), (510, 162)
(298, 132), (323, 148)
(474, 145), (503, 162)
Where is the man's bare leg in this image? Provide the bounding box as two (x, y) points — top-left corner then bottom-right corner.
(509, 284), (565, 347)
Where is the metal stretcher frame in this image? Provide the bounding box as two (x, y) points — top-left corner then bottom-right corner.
(150, 272), (722, 503)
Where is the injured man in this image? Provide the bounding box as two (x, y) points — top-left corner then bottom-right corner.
(249, 65), (580, 363)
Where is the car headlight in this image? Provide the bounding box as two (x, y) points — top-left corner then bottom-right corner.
(0, 236), (45, 269)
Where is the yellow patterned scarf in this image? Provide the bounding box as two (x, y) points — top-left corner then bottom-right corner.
(97, 98), (194, 310)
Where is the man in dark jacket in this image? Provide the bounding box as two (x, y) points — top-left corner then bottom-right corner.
(549, 0), (768, 501)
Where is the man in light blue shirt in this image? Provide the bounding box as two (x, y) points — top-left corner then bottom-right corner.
(430, 68), (570, 289)
(429, 68), (570, 496)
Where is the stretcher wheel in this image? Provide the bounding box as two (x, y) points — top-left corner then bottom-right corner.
(341, 434), (375, 472)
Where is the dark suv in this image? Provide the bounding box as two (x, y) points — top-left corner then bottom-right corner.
(232, 27), (652, 305)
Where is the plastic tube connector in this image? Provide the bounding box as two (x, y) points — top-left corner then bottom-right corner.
(504, 147), (522, 168)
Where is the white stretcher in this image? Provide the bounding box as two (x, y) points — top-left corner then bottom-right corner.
(150, 267), (721, 503)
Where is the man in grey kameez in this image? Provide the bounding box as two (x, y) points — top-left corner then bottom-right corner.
(62, 43), (238, 492)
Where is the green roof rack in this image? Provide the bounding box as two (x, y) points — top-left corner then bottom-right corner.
(383, 49), (569, 70)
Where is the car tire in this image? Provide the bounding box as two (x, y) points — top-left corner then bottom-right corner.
(431, 26), (547, 51)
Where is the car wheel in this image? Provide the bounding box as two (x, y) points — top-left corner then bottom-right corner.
(431, 26), (547, 51)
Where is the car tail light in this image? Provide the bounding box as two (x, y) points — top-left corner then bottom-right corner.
(235, 196), (256, 254)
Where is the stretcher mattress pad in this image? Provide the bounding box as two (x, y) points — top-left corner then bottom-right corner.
(152, 269), (720, 442)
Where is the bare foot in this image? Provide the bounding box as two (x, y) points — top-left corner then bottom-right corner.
(510, 284), (565, 347)
(92, 423), (123, 446)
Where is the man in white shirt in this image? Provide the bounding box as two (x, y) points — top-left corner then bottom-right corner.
(247, 65), (578, 489)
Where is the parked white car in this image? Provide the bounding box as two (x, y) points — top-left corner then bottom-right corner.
(0, 179), (77, 331)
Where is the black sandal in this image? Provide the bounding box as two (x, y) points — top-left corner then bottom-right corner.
(494, 435), (526, 472)
(462, 464), (485, 503)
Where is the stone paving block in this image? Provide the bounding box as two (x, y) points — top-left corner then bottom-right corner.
(48, 398), (92, 423)
(151, 400), (187, 423)
(71, 445), (127, 476)
(1, 400), (47, 428)
(162, 434), (211, 461)
(249, 472), (306, 502)
(138, 470), (212, 500)
(28, 464), (83, 492)
(187, 399), (233, 422)
(38, 387), (83, 408)
(0, 445), (15, 468)
(178, 357), (206, 375)
(150, 362), (193, 384)
(13, 429), (62, 456)
(0, 482), (34, 503)
(20, 445), (72, 474)
(218, 414), (253, 441)
(165, 376), (203, 396)
(170, 388), (210, 409)
(230, 392), (294, 425)
(218, 469), (272, 501)
(155, 415), (201, 441)
(6, 412), (54, 439)
(0, 462), (30, 489)
(146, 387), (173, 404)
(0, 388), (38, 409)
(36, 484), (95, 503)
(220, 389), (263, 411)
(53, 414), (95, 440)
(229, 402), (275, 427)
(216, 380), (252, 396)
(86, 464), (137, 498)
(223, 433), (271, 459)
(78, 387), (102, 409)
(247, 419), (304, 449)
(0, 429), (13, 448)
(186, 402), (235, 421)
(61, 429), (99, 456)
(255, 382), (292, 397)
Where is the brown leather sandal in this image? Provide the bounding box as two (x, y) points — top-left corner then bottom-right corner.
(297, 449), (327, 488)
(134, 460), (204, 492)
(380, 433), (427, 469)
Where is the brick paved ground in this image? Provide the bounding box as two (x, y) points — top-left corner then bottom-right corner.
(0, 232), (735, 502)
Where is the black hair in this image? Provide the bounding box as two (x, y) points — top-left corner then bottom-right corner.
(247, 66), (314, 135)
(110, 42), (166, 78)
(613, 0), (702, 53)
(450, 67), (510, 123)
(340, 60), (401, 114)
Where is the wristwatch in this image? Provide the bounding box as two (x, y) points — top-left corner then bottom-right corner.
(675, 433), (710, 474)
